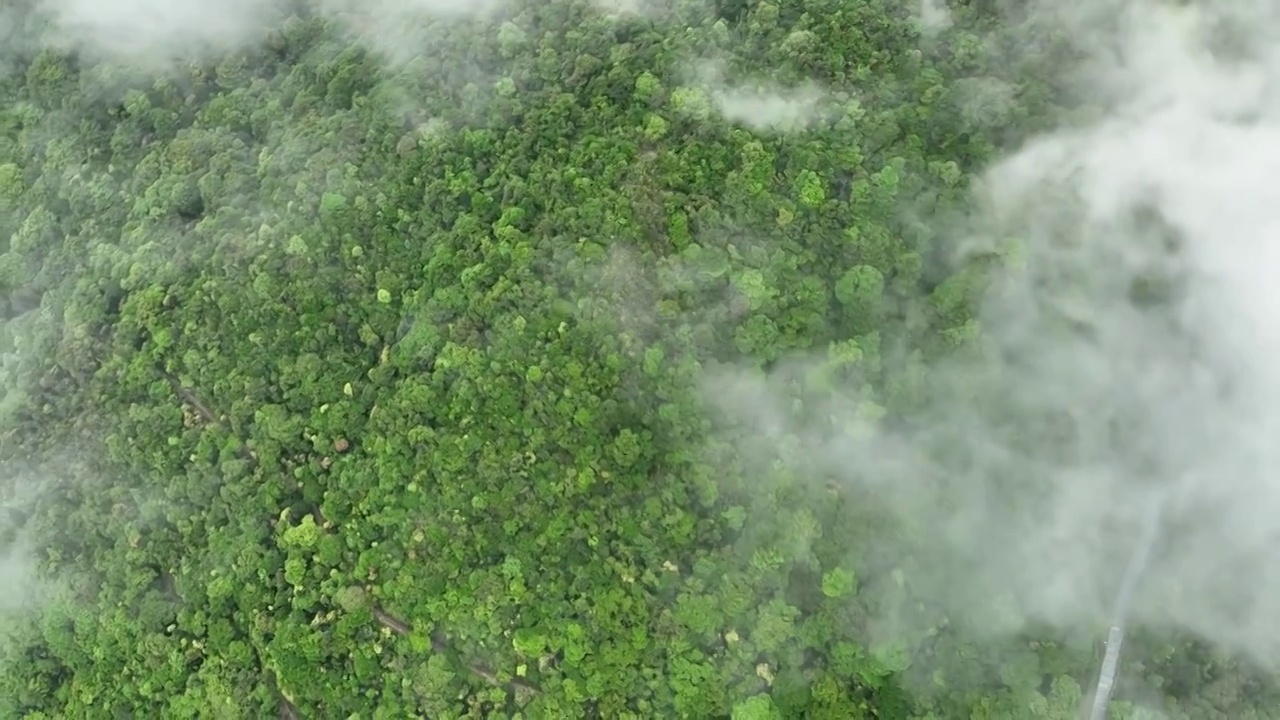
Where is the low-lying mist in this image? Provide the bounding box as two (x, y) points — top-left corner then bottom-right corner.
(709, 0), (1280, 678)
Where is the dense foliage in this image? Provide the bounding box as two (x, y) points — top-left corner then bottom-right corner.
(0, 0), (1275, 718)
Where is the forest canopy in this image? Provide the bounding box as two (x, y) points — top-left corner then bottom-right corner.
(0, 0), (1274, 718)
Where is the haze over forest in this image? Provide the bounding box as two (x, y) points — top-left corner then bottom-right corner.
(0, 0), (1278, 718)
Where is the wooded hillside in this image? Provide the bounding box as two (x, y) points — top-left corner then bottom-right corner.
(0, 0), (1273, 718)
